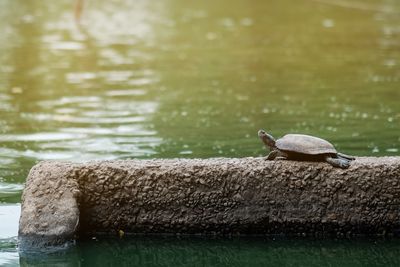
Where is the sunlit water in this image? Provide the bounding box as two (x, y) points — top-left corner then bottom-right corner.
(0, 0), (399, 265)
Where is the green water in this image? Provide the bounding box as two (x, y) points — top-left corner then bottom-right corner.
(0, 0), (399, 265)
(17, 237), (400, 267)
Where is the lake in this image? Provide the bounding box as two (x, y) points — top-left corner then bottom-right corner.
(0, 0), (399, 265)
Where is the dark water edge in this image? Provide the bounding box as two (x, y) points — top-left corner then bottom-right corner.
(14, 236), (400, 267)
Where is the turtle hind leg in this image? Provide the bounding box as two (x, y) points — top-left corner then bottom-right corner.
(337, 152), (355, 161)
(325, 156), (351, 169)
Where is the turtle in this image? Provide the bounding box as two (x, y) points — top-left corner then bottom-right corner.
(258, 129), (355, 169)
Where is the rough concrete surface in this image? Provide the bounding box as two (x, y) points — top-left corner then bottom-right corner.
(19, 157), (400, 249)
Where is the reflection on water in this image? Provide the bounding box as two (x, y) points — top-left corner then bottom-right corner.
(0, 245), (18, 267)
(0, 205), (20, 239)
(0, 0), (399, 186)
(0, 205), (19, 266)
(18, 237), (400, 267)
(0, 0), (165, 187)
(0, 0), (399, 264)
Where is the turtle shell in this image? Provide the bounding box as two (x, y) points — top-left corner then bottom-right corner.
(275, 134), (337, 155)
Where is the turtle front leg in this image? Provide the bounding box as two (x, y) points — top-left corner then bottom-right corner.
(325, 156), (350, 169)
(266, 150), (288, 160)
(266, 150), (279, 160)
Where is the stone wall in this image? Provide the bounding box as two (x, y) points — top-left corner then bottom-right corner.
(19, 157), (400, 249)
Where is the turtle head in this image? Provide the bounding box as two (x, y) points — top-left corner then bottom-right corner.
(258, 129), (276, 150)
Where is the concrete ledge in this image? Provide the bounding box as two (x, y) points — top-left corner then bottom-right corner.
(19, 157), (400, 249)
(18, 162), (80, 251)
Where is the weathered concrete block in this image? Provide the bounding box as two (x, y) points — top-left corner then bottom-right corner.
(18, 162), (80, 250)
(19, 157), (400, 249)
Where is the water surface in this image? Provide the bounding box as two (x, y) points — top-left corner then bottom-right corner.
(16, 237), (400, 267)
(0, 0), (399, 265)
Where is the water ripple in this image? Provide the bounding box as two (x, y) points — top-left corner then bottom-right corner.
(20, 150), (118, 161)
(49, 41), (85, 50)
(60, 125), (157, 136)
(0, 148), (21, 159)
(0, 249), (18, 267)
(0, 132), (88, 142)
(0, 183), (23, 195)
(24, 114), (147, 124)
(0, 158), (16, 166)
(99, 71), (134, 83)
(66, 72), (97, 84)
(128, 77), (157, 86)
(38, 96), (102, 108)
(105, 89), (147, 97)
(36, 137), (162, 156)
(0, 237), (18, 250)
